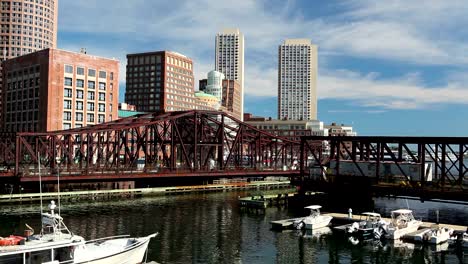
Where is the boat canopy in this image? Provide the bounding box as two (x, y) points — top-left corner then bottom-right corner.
(391, 209), (413, 214)
(304, 205), (322, 210)
(362, 212), (381, 217)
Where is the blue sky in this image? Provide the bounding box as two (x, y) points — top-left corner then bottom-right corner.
(57, 0), (468, 136)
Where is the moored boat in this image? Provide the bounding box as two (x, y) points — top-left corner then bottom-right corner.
(346, 212), (388, 240)
(293, 205), (333, 230)
(0, 201), (157, 263)
(384, 209), (422, 240)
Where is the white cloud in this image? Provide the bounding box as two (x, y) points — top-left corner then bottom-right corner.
(319, 69), (468, 109)
(58, 0), (468, 111)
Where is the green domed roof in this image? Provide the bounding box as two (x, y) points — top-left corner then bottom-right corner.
(195, 91), (218, 99)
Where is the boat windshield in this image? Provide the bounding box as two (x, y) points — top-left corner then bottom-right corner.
(309, 209), (320, 217)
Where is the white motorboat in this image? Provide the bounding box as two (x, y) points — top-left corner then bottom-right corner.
(0, 201), (157, 263)
(346, 212), (388, 240)
(293, 205), (332, 230)
(384, 209), (422, 240)
(413, 226), (453, 244)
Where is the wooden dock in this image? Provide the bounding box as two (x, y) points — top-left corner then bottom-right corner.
(0, 180), (292, 204)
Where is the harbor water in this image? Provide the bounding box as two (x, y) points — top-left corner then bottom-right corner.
(0, 192), (467, 263)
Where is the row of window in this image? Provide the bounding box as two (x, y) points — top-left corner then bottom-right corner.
(64, 65), (113, 80)
(63, 112), (106, 122)
(64, 88), (107, 101)
(63, 100), (109, 112)
(64, 77), (109, 90)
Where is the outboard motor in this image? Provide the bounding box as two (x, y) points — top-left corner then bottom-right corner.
(346, 222), (359, 234)
(293, 220), (305, 230)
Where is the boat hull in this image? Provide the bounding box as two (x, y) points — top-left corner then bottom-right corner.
(386, 222), (422, 240)
(74, 235), (154, 264)
(304, 216), (333, 230)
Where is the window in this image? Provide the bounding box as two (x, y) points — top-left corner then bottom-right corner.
(87, 102), (95, 111)
(98, 103), (105, 112)
(87, 91), (95, 100)
(76, 79), (84, 88)
(63, 123), (71, 129)
(65, 65), (73, 74)
(63, 111), (71, 121)
(64, 88), (72, 98)
(98, 92), (105, 101)
(64, 77), (72, 86)
(88, 69), (96, 77)
(110, 72), (114, 80)
(98, 114), (105, 123)
(88, 80), (95, 89)
(76, 101), (83, 110)
(77, 67), (84, 75)
(64, 100), (71, 109)
(76, 112), (83, 121)
(76, 90), (84, 99)
(99, 70), (106, 78)
(87, 113), (94, 122)
(99, 82), (106, 90)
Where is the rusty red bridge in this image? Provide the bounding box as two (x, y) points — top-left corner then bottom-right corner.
(0, 110), (467, 201)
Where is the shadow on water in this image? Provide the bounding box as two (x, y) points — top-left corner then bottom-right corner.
(0, 191), (467, 263)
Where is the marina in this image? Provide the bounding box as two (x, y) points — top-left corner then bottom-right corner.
(0, 191), (467, 263)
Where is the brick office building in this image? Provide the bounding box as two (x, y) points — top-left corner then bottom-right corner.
(2, 48), (119, 132)
(126, 50), (213, 112)
(199, 78), (241, 120)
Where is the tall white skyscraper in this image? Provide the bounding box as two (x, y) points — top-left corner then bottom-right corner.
(215, 28), (244, 120)
(278, 39), (318, 121)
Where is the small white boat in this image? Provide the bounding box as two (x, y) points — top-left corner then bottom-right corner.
(0, 201), (157, 263)
(346, 212), (388, 240)
(413, 226), (453, 244)
(384, 209), (422, 240)
(294, 205), (332, 230)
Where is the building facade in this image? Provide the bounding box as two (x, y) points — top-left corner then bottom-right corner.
(325, 122), (357, 136)
(215, 28), (244, 120)
(0, 0), (59, 125)
(278, 39), (317, 121)
(244, 113), (327, 141)
(2, 48), (119, 132)
(126, 51), (213, 112)
(200, 78), (241, 120)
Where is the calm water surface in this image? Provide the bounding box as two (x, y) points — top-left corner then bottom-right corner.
(0, 192), (467, 263)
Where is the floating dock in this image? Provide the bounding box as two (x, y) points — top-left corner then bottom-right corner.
(270, 217), (305, 229)
(324, 212), (467, 232)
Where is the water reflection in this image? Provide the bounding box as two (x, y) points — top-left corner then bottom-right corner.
(0, 192), (467, 263)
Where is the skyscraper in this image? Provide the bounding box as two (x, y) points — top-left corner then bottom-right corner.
(278, 39), (317, 121)
(215, 28), (244, 120)
(0, 0), (59, 125)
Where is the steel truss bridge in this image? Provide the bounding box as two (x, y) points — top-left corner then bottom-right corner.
(298, 136), (468, 201)
(0, 111), (467, 201)
(0, 111), (301, 183)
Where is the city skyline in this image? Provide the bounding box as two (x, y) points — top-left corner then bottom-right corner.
(56, 1), (468, 136)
